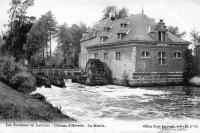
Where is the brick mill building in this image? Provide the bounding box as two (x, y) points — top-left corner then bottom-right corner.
(79, 12), (190, 85)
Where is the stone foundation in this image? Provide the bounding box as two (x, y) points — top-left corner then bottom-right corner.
(113, 72), (184, 86)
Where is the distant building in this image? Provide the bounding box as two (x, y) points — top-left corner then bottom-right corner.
(79, 13), (190, 85)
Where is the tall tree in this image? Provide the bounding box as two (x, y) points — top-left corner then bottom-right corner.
(55, 22), (87, 68)
(38, 11), (57, 57)
(25, 19), (45, 64)
(4, 0), (35, 61)
(8, 0), (34, 27)
(167, 26), (186, 38)
(189, 29), (200, 54)
(117, 8), (129, 19)
(70, 23), (87, 67)
(56, 23), (72, 67)
(26, 11), (57, 65)
(101, 6), (129, 20)
(190, 29), (200, 43)
(102, 6), (117, 20)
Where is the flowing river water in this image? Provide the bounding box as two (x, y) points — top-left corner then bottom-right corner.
(34, 83), (200, 133)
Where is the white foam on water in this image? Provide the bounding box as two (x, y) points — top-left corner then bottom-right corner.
(33, 83), (200, 133)
(82, 85), (169, 99)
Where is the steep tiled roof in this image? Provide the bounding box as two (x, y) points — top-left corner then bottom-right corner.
(100, 32), (111, 37)
(117, 28), (130, 34)
(81, 13), (188, 45)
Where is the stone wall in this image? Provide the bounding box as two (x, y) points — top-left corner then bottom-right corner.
(79, 42), (189, 85)
(87, 46), (137, 80)
(135, 44), (188, 73)
(79, 40), (93, 69)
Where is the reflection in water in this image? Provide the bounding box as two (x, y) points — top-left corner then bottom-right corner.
(34, 83), (200, 122)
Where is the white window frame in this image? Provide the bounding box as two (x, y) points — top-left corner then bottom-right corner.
(141, 51), (151, 58)
(120, 23), (128, 28)
(100, 36), (108, 43)
(104, 27), (111, 32)
(104, 53), (108, 60)
(94, 53), (98, 59)
(158, 31), (165, 42)
(115, 52), (121, 60)
(173, 51), (182, 59)
(158, 51), (166, 66)
(117, 33), (126, 40)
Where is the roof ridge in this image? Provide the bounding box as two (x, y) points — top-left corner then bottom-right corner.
(81, 13), (188, 44)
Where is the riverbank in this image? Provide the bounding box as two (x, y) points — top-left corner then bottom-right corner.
(0, 81), (75, 122)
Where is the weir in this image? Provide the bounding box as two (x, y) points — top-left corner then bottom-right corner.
(30, 68), (82, 79)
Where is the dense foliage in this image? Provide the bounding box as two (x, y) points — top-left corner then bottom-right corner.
(190, 29), (200, 44)
(55, 23), (87, 68)
(0, 56), (36, 93)
(2, 0), (35, 61)
(25, 11), (57, 65)
(101, 6), (129, 20)
(167, 26), (186, 38)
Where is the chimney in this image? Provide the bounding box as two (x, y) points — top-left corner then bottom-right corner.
(158, 19), (166, 30)
(110, 10), (115, 21)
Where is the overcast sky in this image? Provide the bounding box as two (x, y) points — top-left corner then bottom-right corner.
(0, 0), (200, 47)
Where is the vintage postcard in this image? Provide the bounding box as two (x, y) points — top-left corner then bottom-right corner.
(0, 0), (200, 132)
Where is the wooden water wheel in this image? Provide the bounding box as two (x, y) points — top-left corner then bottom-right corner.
(85, 59), (107, 85)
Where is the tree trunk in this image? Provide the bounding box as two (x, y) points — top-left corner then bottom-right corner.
(50, 33), (52, 56)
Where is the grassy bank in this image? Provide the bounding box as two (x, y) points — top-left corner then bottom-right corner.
(0, 81), (74, 122)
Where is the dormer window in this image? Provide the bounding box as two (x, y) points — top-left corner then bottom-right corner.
(88, 31), (96, 39)
(120, 23), (128, 28)
(100, 32), (111, 42)
(116, 28), (130, 40)
(117, 33), (126, 40)
(156, 19), (167, 42)
(104, 27), (111, 32)
(158, 31), (165, 42)
(100, 36), (108, 42)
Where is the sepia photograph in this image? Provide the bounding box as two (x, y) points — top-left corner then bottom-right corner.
(0, 0), (200, 132)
